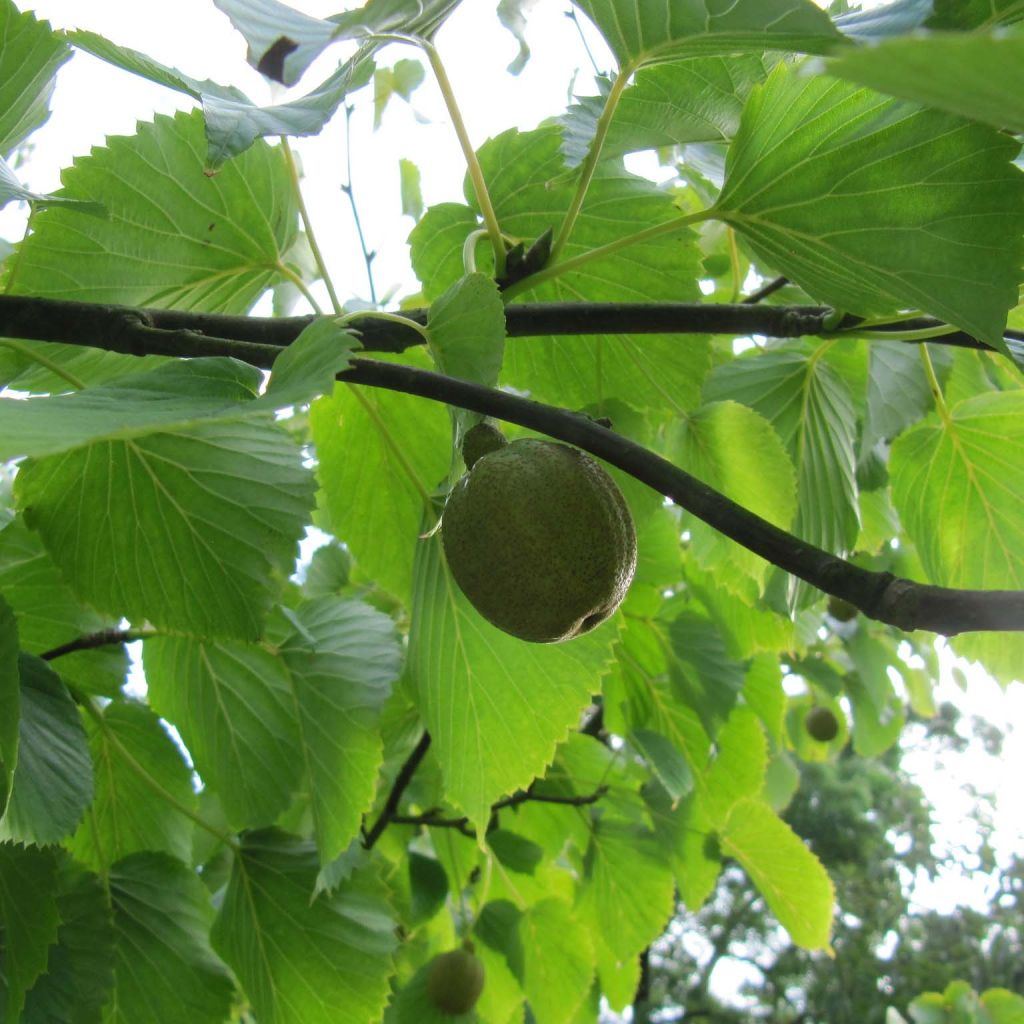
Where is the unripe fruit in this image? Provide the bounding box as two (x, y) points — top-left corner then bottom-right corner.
(441, 436), (637, 643)
(426, 947), (486, 1016)
(827, 595), (858, 622)
(461, 421), (507, 470)
(805, 706), (840, 743)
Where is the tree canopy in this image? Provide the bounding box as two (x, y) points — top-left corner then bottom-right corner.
(0, 2), (1022, 1023)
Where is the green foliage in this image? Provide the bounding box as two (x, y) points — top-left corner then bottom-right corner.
(0, 1), (1022, 1022)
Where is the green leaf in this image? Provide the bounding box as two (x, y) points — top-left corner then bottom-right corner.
(278, 597), (402, 863)
(0, 655), (92, 845)
(6, 109), (299, 311)
(264, 321), (361, 409)
(0, 1), (69, 155)
(720, 797), (834, 950)
(144, 636), (302, 830)
(212, 0), (340, 85)
(0, 358), (263, 460)
(488, 829), (544, 875)
(518, 899), (596, 1024)
(20, 855), (114, 1024)
(668, 400), (797, 601)
(703, 346), (859, 605)
(577, 821), (675, 964)
(701, 706), (768, 823)
(0, 596), (18, 816)
(408, 531), (614, 832)
(211, 829), (397, 1024)
(328, 0), (461, 41)
(411, 126), (710, 415)
(399, 157), (423, 220)
(16, 418), (315, 641)
(106, 852), (234, 1024)
(310, 359), (450, 602)
(0, 842), (60, 1022)
(68, 701), (196, 873)
(427, 272), (506, 390)
(715, 66), (1024, 351)
(66, 31), (373, 168)
(561, 57), (769, 167)
(0, 518), (127, 696)
(666, 610), (746, 740)
(891, 391), (1024, 679)
(826, 30), (1024, 134)
(0, 155), (105, 215)
(574, 0), (841, 67)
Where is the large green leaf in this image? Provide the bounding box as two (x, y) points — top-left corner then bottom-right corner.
(278, 597), (402, 863)
(5, 109), (298, 311)
(16, 418), (314, 641)
(826, 30), (1024, 133)
(703, 346), (859, 603)
(310, 362), (450, 602)
(518, 899), (596, 1024)
(144, 636), (302, 830)
(0, 518), (127, 696)
(66, 31), (372, 168)
(560, 56), (769, 167)
(68, 701), (196, 873)
(715, 66), (1024, 350)
(576, 820), (675, 965)
(0, 0), (69, 156)
(211, 829), (397, 1024)
(105, 852), (234, 1024)
(21, 856), (114, 1024)
(574, 0), (841, 68)
(891, 391), (1024, 679)
(668, 400), (797, 601)
(0, 155), (105, 215)
(0, 358), (262, 460)
(0, 655), (92, 845)
(720, 797), (834, 950)
(212, 0), (340, 85)
(411, 126), (711, 415)
(0, 596), (17, 816)
(0, 842), (60, 1022)
(408, 531), (614, 832)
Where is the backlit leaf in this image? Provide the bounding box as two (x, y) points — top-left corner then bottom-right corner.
(68, 701), (195, 873)
(716, 66), (1024, 351)
(212, 829), (397, 1024)
(0, 655), (92, 845)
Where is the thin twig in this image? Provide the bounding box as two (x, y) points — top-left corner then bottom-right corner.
(390, 784), (609, 836)
(341, 103), (378, 305)
(363, 731), (432, 849)
(40, 628), (144, 661)
(742, 276), (789, 304)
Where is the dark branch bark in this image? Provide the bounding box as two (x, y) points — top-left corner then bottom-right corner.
(2, 294), (1018, 356)
(2, 295), (1022, 636)
(40, 628), (142, 661)
(390, 785), (609, 836)
(363, 731), (432, 849)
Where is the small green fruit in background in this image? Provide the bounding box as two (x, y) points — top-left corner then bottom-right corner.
(426, 945), (486, 1015)
(827, 595), (858, 622)
(805, 706), (840, 743)
(461, 421), (507, 470)
(441, 431), (637, 643)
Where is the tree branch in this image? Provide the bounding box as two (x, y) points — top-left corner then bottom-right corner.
(2, 295), (1023, 635)
(390, 785), (609, 836)
(363, 731), (432, 849)
(40, 628), (143, 661)
(2, 294), (1018, 357)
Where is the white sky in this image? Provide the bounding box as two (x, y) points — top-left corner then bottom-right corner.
(5, 0), (1024, 999)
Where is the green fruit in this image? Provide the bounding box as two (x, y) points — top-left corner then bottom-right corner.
(827, 595), (858, 622)
(461, 421), (507, 470)
(805, 706), (840, 743)
(441, 437), (637, 643)
(426, 947), (486, 1016)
